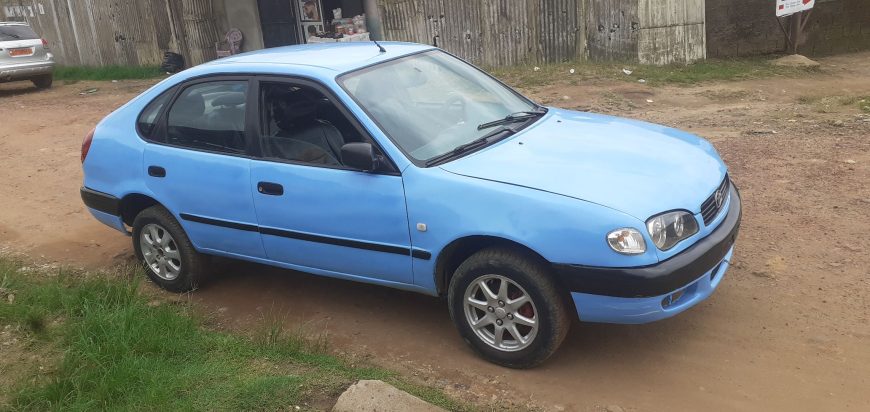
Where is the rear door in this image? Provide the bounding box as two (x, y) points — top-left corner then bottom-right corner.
(0, 24), (47, 66)
(143, 76), (266, 259)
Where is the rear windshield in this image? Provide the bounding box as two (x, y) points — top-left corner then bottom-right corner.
(0, 25), (39, 41)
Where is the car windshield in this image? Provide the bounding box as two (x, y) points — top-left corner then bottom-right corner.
(339, 50), (539, 163)
(0, 25), (39, 41)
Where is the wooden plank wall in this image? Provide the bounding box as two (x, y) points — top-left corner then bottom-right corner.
(0, 0), (222, 66)
(378, 0), (586, 66)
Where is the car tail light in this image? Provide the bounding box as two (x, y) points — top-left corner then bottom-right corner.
(41, 38), (49, 49)
(81, 128), (95, 164)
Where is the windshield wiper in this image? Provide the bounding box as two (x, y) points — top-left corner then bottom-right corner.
(425, 125), (519, 167)
(477, 108), (547, 131)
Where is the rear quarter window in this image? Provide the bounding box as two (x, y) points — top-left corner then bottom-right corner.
(0, 25), (39, 41)
(137, 88), (175, 140)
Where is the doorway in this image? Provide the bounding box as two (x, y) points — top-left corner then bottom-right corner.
(257, 0), (301, 47)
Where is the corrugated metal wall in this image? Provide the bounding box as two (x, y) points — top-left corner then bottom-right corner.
(0, 0), (223, 66)
(378, 0), (703, 66)
(586, 0), (639, 61)
(636, 0), (705, 65)
(2, 0), (707, 68)
(378, 0), (586, 66)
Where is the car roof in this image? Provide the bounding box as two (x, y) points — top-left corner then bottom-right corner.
(204, 41), (435, 74)
(0, 21), (30, 26)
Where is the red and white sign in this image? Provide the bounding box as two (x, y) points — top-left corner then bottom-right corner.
(776, 0), (815, 17)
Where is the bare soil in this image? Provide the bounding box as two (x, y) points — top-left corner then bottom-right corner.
(1, 53), (869, 411)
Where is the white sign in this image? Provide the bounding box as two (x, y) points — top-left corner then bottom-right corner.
(776, 0), (815, 17)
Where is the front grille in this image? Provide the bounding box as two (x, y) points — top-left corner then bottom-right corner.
(700, 175), (730, 226)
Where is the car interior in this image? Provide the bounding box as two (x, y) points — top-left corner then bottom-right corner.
(165, 82), (249, 154)
(260, 82), (363, 166)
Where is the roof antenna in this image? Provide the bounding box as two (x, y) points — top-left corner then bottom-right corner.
(373, 40), (386, 53)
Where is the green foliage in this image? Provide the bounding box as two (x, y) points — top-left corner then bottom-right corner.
(53, 65), (164, 81)
(0, 258), (468, 411)
(489, 56), (820, 88)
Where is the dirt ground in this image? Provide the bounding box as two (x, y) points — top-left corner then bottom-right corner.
(1, 52), (869, 411)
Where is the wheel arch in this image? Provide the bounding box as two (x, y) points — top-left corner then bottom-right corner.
(119, 193), (163, 226)
(434, 235), (553, 296)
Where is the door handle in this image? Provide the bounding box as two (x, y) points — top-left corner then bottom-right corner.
(148, 166), (166, 177)
(257, 182), (283, 196)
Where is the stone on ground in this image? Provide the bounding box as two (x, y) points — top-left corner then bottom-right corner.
(332, 380), (445, 412)
(771, 54), (820, 67)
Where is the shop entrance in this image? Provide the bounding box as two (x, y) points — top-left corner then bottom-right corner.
(256, 0), (376, 48)
(257, 0), (301, 47)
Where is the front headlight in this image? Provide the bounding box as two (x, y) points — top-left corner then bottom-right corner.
(646, 211), (699, 251)
(606, 228), (646, 255)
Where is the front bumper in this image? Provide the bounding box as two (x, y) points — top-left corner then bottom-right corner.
(553, 185), (741, 323)
(0, 60), (54, 82)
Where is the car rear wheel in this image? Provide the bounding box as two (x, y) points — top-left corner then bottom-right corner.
(447, 247), (571, 368)
(32, 75), (52, 89)
(132, 206), (206, 292)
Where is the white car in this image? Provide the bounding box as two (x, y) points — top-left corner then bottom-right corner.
(0, 21), (54, 89)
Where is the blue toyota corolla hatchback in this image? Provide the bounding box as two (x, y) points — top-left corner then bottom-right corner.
(81, 42), (740, 368)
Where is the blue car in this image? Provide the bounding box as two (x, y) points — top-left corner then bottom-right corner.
(80, 42), (740, 368)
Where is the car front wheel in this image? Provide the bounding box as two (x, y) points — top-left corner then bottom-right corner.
(132, 206), (206, 292)
(448, 247), (571, 368)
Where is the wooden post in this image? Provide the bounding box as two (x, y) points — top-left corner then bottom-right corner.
(788, 12), (801, 54)
(779, 9), (813, 55)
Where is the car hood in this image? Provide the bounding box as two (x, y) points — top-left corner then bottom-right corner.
(440, 108), (727, 220)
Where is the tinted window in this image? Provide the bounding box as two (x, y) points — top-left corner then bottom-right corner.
(259, 82), (362, 166)
(166, 81), (248, 154)
(137, 89), (173, 140)
(0, 25), (39, 41)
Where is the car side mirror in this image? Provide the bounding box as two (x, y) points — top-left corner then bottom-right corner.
(341, 142), (379, 172)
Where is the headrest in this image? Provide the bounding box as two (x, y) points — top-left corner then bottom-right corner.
(212, 92), (246, 108)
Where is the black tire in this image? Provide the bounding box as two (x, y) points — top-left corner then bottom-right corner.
(132, 206), (206, 293)
(447, 247), (571, 368)
(32, 75), (52, 89)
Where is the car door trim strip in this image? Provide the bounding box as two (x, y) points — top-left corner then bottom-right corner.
(179, 213), (258, 232)
(179, 213), (430, 260)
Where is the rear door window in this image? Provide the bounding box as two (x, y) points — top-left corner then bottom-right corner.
(165, 81), (249, 154)
(0, 25), (39, 41)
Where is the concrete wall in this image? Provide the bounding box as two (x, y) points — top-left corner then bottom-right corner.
(706, 0), (870, 57)
(224, 0), (264, 52)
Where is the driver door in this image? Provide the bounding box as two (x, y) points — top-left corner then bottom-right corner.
(249, 78), (415, 284)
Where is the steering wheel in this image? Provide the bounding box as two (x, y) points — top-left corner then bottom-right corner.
(442, 92), (467, 124)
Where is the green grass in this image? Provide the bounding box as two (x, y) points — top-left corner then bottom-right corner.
(0, 258), (468, 411)
(489, 57), (820, 88)
(796, 94), (870, 113)
(53, 65), (164, 81)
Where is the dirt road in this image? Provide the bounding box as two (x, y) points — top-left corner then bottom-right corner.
(1, 53), (869, 411)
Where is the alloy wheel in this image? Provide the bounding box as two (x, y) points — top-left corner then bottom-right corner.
(463, 274), (539, 352)
(139, 223), (182, 280)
